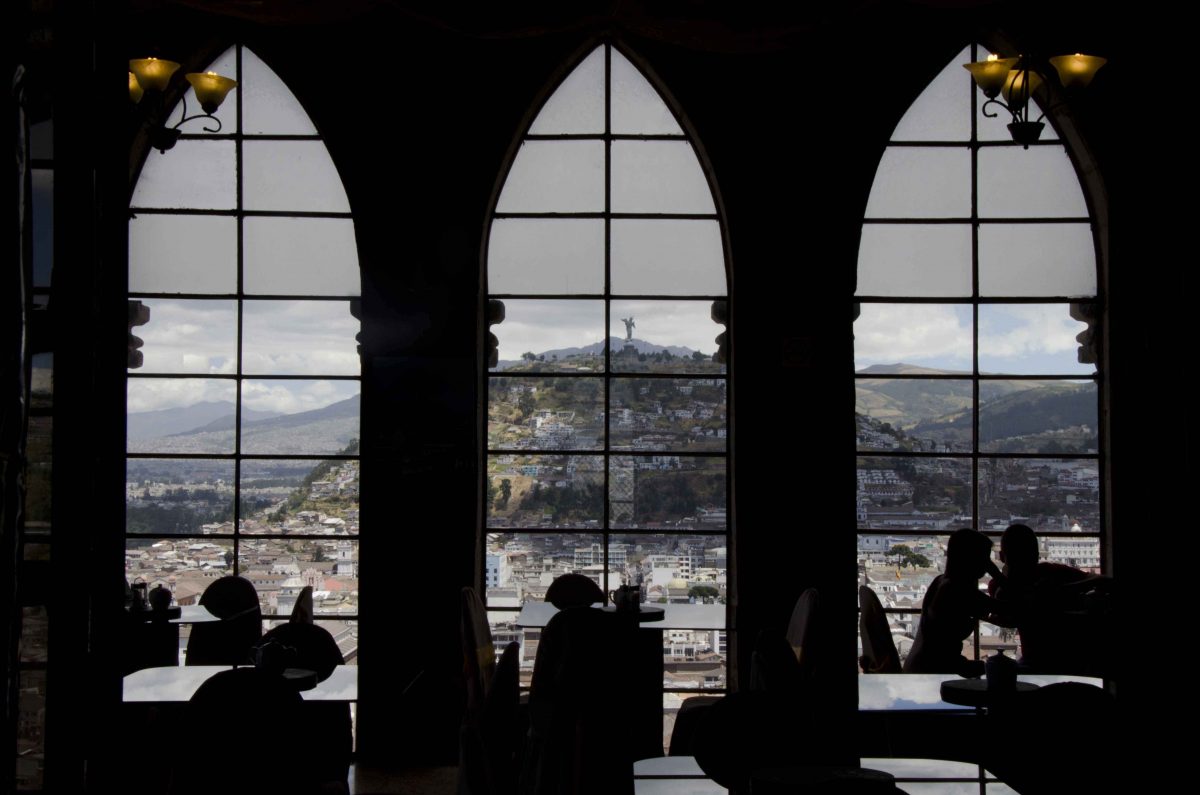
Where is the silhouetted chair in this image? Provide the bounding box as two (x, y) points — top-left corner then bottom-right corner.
(290, 584), (315, 624)
(173, 667), (338, 795)
(461, 587), (497, 716)
(785, 587), (820, 676)
(185, 575), (263, 666)
(256, 621), (352, 787)
(691, 690), (855, 793)
(459, 641), (521, 795)
(544, 573), (605, 609)
(520, 607), (637, 795)
(984, 682), (1116, 795)
(749, 627), (804, 694)
(859, 586), (901, 673)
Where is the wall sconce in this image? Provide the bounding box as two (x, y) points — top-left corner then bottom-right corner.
(129, 57), (238, 153)
(963, 52), (1105, 148)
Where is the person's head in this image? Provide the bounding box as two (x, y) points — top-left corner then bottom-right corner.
(945, 528), (993, 580)
(999, 523), (1039, 572)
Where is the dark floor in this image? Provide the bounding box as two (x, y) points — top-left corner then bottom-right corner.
(349, 764), (457, 795)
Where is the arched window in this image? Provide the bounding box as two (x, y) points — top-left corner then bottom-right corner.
(483, 43), (731, 720)
(126, 45), (361, 658)
(855, 44), (1103, 666)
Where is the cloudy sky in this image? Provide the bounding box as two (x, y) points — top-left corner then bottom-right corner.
(854, 303), (1091, 375)
(128, 298), (360, 414)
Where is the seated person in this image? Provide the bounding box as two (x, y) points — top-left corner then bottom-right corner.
(987, 523), (1113, 672)
(904, 528), (1001, 677)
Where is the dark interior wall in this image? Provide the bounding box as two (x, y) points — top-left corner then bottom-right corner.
(40, 0), (1145, 777)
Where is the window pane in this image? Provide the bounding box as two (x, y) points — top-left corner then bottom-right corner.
(241, 300), (361, 376)
(528, 47), (605, 134)
(977, 146), (1087, 218)
(610, 456), (726, 530)
(860, 534), (947, 604)
(856, 224), (971, 297)
(495, 141), (605, 213)
(855, 378), (974, 453)
(890, 45), (972, 142)
(19, 606), (49, 663)
(609, 301), (725, 374)
(1040, 535), (1102, 572)
(611, 220), (725, 296)
(126, 538), (234, 586)
(240, 459), (359, 535)
(126, 458), (235, 536)
(129, 214), (238, 294)
(240, 380), (360, 455)
(864, 148), (971, 218)
(131, 140), (237, 210)
(487, 376), (605, 450)
(609, 534), (728, 598)
(487, 219), (604, 295)
(242, 141), (350, 212)
(979, 381), (1098, 454)
(30, 119), (52, 159)
(610, 141), (715, 214)
(32, 169), (53, 287)
(127, 379), (237, 454)
(165, 46), (238, 133)
(857, 457), (973, 530)
(486, 454), (604, 528)
(979, 458), (1099, 534)
(241, 48), (318, 135)
(31, 353), (52, 410)
(611, 378), (727, 452)
(610, 49), (684, 135)
(854, 304), (972, 373)
(490, 299), (605, 373)
(978, 304), (1093, 375)
(134, 299), (238, 374)
(485, 532), (604, 604)
(240, 538), (358, 617)
(243, 217), (360, 296)
(24, 416), (52, 527)
(978, 223), (1096, 297)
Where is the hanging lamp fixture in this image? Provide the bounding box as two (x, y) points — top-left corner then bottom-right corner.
(129, 57), (238, 153)
(963, 52), (1105, 148)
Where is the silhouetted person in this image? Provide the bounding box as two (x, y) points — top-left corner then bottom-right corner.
(903, 528), (1000, 676)
(988, 523), (1113, 672)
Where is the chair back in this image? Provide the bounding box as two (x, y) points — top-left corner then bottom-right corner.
(462, 586), (496, 714)
(784, 587), (820, 674)
(460, 641), (521, 795)
(260, 621), (344, 680)
(520, 607), (636, 795)
(858, 586), (901, 673)
(185, 576), (263, 666)
(290, 584), (315, 624)
(544, 573), (604, 609)
(175, 668), (305, 795)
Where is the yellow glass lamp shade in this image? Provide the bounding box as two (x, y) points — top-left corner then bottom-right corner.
(1049, 53), (1107, 89)
(1001, 68), (1043, 109)
(963, 55), (1018, 98)
(185, 71), (238, 114)
(129, 57), (181, 92)
(129, 71), (144, 104)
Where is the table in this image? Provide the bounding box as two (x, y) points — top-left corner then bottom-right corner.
(857, 673), (1102, 760)
(123, 664), (358, 702)
(516, 602), (725, 760)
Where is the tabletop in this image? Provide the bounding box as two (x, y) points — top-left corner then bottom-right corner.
(123, 664), (357, 702)
(857, 673), (1103, 711)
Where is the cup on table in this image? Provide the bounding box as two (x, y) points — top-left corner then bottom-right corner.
(609, 585), (641, 612)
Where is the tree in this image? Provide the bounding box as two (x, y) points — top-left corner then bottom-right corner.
(499, 478), (512, 509)
(522, 351), (536, 362)
(689, 585), (720, 602)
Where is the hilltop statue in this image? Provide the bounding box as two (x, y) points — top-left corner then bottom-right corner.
(621, 316), (635, 342)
